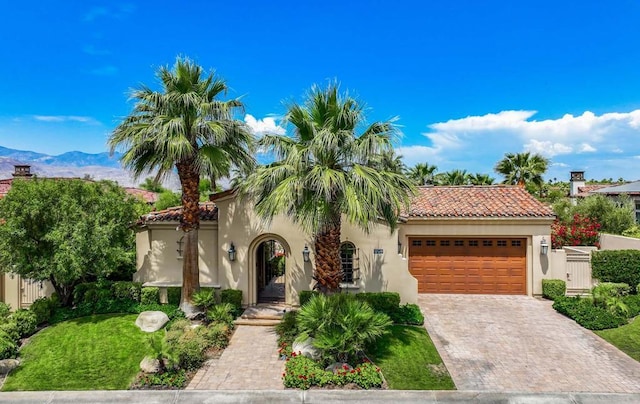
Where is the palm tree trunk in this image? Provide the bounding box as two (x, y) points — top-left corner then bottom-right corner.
(177, 161), (201, 317)
(313, 216), (342, 293)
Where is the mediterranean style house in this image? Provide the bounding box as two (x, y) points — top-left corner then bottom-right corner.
(135, 185), (555, 306)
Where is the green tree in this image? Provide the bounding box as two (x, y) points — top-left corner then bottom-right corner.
(469, 173), (495, 185)
(494, 152), (549, 190)
(408, 163), (438, 185)
(108, 57), (255, 315)
(370, 149), (405, 174)
(139, 177), (167, 193)
(243, 82), (415, 293)
(574, 194), (635, 234)
(436, 169), (470, 185)
(155, 191), (182, 210)
(0, 179), (142, 306)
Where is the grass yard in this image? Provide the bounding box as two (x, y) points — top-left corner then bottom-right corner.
(2, 313), (161, 391)
(367, 325), (455, 390)
(596, 316), (640, 362)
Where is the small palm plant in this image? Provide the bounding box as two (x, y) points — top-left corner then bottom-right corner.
(295, 294), (392, 365)
(192, 289), (217, 312)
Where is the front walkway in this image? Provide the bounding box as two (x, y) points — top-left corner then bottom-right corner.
(419, 294), (640, 393)
(187, 325), (284, 390)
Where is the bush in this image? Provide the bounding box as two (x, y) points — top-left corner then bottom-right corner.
(170, 328), (209, 370)
(275, 310), (299, 345)
(206, 303), (234, 327)
(73, 281), (115, 306)
(0, 321), (20, 341)
(136, 369), (187, 389)
(192, 289), (217, 311)
(111, 281), (142, 302)
(297, 294), (392, 364)
(0, 332), (18, 360)
(622, 294), (640, 318)
(592, 250), (640, 293)
(542, 279), (566, 300)
(0, 303), (11, 320)
(9, 309), (37, 337)
(551, 215), (600, 249)
(592, 283), (631, 317)
(141, 287), (160, 305)
(167, 287), (181, 305)
(391, 304), (424, 325)
(552, 296), (627, 330)
(282, 354), (383, 390)
(29, 297), (55, 325)
(299, 291), (320, 306)
(355, 292), (401, 317)
(220, 289), (242, 314)
(197, 323), (230, 349)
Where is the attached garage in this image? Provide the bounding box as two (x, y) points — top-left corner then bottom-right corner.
(409, 237), (526, 294)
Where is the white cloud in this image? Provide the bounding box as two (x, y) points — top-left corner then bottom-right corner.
(244, 114), (285, 137)
(33, 115), (100, 125)
(578, 143), (597, 153)
(524, 139), (573, 157)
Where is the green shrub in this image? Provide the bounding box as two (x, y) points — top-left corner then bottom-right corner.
(297, 294), (392, 364)
(275, 310), (299, 345)
(73, 281), (115, 305)
(622, 294), (640, 318)
(170, 329), (209, 370)
(9, 309), (37, 337)
(192, 289), (217, 311)
(168, 318), (191, 332)
(282, 355), (383, 390)
(355, 292), (401, 316)
(542, 279), (567, 300)
(29, 297), (55, 325)
(299, 291), (320, 306)
(391, 304), (424, 325)
(136, 369), (187, 389)
(0, 332), (18, 360)
(220, 289), (242, 313)
(0, 303), (11, 320)
(552, 296), (627, 330)
(206, 303), (234, 327)
(197, 323), (230, 349)
(0, 321), (20, 341)
(592, 250), (640, 293)
(112, 281), (142, 302)
(167, 287), (181, 305)
(141, 287), (160, 305)
(592, 283), (631, 317)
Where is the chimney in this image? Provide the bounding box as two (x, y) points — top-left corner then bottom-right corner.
(12, 165), (33, 178)
(569, 170), (585, 198)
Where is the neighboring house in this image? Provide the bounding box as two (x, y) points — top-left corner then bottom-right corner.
(569, 170), (640, 222)
(135, 185), (555, 306)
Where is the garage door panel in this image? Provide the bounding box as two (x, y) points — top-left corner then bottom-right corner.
(409, 237), (526, 295)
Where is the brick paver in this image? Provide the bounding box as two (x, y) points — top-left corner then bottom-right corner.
(419, 294), (640, 393)
(187, 325), (285, 390)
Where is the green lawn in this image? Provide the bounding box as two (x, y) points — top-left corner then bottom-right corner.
(367, 325), (455, 390)
(596, 316), (640, 361)
(2, 314), (161, 391)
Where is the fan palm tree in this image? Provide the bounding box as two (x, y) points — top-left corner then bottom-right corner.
(370, 149), (405, 174)
(494, 152), (549, 188)
(108, 57), (255, 315)
(469, 173), (495, 185)
(408, 163), (438, 185)
(242, 82), (415, 293)
(437, 169), (470, 185)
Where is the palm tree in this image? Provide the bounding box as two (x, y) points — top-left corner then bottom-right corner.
(242, 82), (415, 293)
(108, 57), (255, 315)
(437, 169), (470, 185)
(370, 149), (405, 174)
(408, 163), (438, 185)
(494, 152), (549, 188)
(469, 173), (495, 185)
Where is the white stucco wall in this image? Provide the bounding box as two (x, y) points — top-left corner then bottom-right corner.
(600, 233), (640, 251)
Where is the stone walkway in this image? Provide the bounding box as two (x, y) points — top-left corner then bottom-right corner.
(187, 325), (284, 390)
(419, 294), (640, 393)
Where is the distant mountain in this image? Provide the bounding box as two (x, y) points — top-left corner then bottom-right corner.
(0, 146), (122, 168)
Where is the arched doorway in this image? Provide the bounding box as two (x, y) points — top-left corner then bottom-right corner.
(255, 239), (286, 303)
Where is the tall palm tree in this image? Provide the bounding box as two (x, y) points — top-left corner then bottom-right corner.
(108, 57), (255, 315)
(494, 152), (549, 188)
(242, 82), (415, 293)
(408, 163), (438, 185)
(437, 169), (470, 185)
(469, 173), (495, 185)
(370, 149), (405, 174)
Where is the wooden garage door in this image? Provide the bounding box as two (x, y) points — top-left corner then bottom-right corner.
(409, 238), (526, 294)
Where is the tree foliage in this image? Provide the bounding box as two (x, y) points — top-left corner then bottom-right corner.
(494, 152), (548, 189)
(0, 179), (143, 305)
(552, 194), (635, 235)
(407, 163), (438, 185)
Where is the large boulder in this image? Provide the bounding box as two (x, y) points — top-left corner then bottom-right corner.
(135, 311), (169, 332)
(140, 356), (161, 373)
(292, 337), (321, 360)
(0, 359), (19, 374)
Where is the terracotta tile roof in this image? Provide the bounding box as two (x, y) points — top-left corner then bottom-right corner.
(124, 187), (159, 204)
(576, 184), (609, 197)
(406, 185), (555, 218)
(0, 179), (12, 198)
(138, 202), (218, 225)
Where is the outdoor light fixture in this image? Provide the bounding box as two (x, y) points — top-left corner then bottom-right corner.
(176, 236), (184, 258)
(228, 243), (237, 261)
(302, 245), (310, 262)
(540, 237), (549, 256)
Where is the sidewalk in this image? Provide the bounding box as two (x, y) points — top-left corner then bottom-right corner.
(186, 325), (284, 390)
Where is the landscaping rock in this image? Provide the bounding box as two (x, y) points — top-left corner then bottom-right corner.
(292, 337), (321, 360)
(325, 362), (353, 374)
(0, 359), (19, 374)
(135, 311), (169, 332)
(139, 356), (161, 374)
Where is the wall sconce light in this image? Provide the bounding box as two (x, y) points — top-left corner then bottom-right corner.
(540, 237), (549, 256)
(302, 245), (310, 262)
(228, 243), (236, 261)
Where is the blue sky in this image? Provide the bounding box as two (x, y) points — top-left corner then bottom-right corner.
(1, 0), (640, 182)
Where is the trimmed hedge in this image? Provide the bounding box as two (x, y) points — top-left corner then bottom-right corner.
(141, 287), (160, 305)
(220, 289), (242, 311)
(168, 287), (181, 305)
(552, 296), (628, 330)
(355, 292), (401, 315)
(591, 250), (640, 293)
(542, 279), (566, 300)
(390, 304), (424, 325)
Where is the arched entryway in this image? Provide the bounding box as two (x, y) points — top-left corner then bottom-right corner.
(248, 234), (290, 305)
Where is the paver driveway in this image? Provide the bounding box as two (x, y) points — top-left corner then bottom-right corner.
(419, 294), (640, 393)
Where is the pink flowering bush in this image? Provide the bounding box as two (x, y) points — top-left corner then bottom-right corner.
(551, 214), (601, 249)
